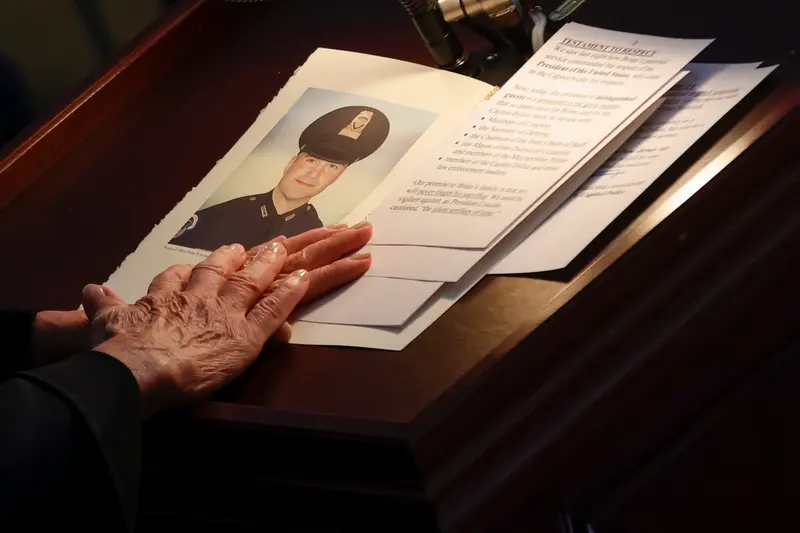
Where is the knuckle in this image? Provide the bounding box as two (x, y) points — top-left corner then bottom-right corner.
(315, 262), (348, 283)
(168, 263), (193, 277)
(227, 272), (262, 295)
(150, 270), (170, 286)
(193, 263), (227, 279)
(282, 252), (302, 272)
(135, 295), (156, 313)
(256, 293), (286, 322)
(146, 279), (159, 293)
(283, 247), (310, 272)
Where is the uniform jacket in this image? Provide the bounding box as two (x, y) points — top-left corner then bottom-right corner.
(169, 189), (323, 251)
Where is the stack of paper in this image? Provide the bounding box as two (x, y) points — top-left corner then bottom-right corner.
(104, 23), (776, 351)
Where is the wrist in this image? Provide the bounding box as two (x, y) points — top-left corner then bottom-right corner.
(94, 335), (175, 418)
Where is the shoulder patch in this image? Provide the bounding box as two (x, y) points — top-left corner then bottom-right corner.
(173, 214), (198, 239)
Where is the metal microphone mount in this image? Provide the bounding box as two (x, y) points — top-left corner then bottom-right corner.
(398, 0), (590, 85)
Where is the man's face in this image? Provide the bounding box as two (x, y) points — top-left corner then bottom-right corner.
(276, 152), (348, 202)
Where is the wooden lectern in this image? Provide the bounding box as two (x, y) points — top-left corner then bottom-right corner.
(2, 1), (799, 531)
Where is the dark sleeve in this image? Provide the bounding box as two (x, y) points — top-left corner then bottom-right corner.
(0, 310), (36, 373)
(0, 352), (142, 532)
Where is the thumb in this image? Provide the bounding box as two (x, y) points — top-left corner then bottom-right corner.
(82, 284), (126, 320)
(275, 322), (292, 344)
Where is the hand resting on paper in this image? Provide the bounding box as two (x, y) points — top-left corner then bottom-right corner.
(1, 223), (371, 531)
(81, 222), (372, 417)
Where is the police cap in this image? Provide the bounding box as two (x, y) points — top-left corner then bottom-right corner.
(298, 106), (390, 165)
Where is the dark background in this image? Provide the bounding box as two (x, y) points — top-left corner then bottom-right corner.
(0, 0), (799, 151)
(0, 0), (179, 149)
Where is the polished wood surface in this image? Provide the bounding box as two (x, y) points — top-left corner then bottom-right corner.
(0, 0), (791, 425)
(1, 1), (799, 531)
(0, 0), (211, 210)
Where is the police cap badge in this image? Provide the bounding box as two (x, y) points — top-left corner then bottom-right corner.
(298, 106), (390, 165)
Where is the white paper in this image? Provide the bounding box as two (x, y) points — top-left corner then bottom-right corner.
(491, 62), (776, 274)
(295, 88), (664, 328)
(291, 63), (774, 348)
(291, 246), (483, 351)
(101, 48), (492, 305)
(361, 72), (682, 283)
(296, 276), (441, 326)
(367, 23), (712, 249)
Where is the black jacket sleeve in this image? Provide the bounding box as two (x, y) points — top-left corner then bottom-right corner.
(0, 351), (142, 532)
(0, 310), (36, 373)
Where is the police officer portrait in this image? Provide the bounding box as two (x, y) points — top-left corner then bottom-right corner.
(169, 88), (437, 252)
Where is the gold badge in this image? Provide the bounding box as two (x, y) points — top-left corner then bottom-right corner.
(338, 110), (374, 140)
(260, 205), (268, 218)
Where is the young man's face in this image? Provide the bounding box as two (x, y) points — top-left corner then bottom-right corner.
(276, 152), (348, 203)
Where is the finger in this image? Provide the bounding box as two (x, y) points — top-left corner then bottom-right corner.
(283, 223), (372, 273)
(147, 264), (192, 295)
(185, 244), (247, 294)
(276, 322), (293, 344)
(262, 321), (293, 350)
(247, 270), (309, 342)
(243, 235), (287, 264)
(82, 284), (126, 320)
(301, 251), (372, 303)
(219, 241), (287, 311)
(282, 224), (349, 255)
(243, 227), (338, 263)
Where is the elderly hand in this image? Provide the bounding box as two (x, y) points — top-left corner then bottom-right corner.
(28, 310), (90, 367)
(81, 223), (372, 417)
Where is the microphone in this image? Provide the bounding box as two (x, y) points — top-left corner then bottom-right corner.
(396, 0), (469, 70)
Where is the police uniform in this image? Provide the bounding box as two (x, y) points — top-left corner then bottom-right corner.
(169, 105), (390, 251)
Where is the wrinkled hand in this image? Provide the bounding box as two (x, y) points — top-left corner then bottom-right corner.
(82, 223), (372, 417)
(84, 223), (371, 346)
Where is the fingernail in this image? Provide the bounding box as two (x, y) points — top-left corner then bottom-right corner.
(350, 251), (371, 261)
(328, 223), (348, 229)
(286, 269), (308, 285)
(247, 248), (261, 266)
(229, 243), (245, 254)
(84, 284), (105, 301)
(352, 221), (372, 229)
(250, 241), (283, 265)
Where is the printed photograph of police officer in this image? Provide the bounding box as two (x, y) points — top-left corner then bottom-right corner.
(169, 88), (437, 251)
